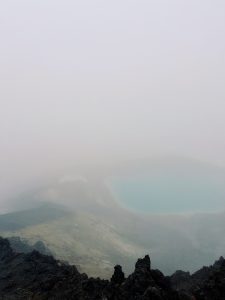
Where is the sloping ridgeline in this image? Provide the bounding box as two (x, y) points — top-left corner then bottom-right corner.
(0, 203), (68, 231)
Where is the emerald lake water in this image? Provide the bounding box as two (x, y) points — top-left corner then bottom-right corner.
(110, 170), (225, 214)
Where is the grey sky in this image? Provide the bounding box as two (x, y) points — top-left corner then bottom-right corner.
(1, 0), (225, 198)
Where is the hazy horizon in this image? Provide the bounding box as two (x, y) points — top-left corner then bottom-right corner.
(1, 0), (225, 201)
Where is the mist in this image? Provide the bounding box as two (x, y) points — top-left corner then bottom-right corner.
(1, 1), (225, 204)
(2, 4), (225, 296)
(1, 1), (225, 283)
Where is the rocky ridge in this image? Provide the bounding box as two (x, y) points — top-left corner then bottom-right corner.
(0, 237), (224, 299)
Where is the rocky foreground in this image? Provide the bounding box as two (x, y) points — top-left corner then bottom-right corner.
(0, 237), (225, 299)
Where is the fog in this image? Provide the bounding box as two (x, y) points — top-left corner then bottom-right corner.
(1, 0), (225, 201)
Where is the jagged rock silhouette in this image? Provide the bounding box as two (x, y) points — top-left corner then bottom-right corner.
(0, 237), (224, 299)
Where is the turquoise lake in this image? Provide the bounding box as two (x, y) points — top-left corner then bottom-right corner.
(110, 171), (225, 214)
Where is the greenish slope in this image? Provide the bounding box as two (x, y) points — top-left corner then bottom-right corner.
(0, 204), (146, 278)
(0, 203), (68, 231)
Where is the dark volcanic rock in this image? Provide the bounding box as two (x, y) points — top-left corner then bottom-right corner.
(8, 236), (52, 256)
(111, 265), (125, 284)
(0, 236), (224, 299)
(135, 254), (151, 271)
(171, 256), (225, 300)
(0, 238), (13, 261)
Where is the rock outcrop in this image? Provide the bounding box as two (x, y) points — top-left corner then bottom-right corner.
(111, 265), (125, 285)
(0, 237), (224, 299)
(8, 236), (52, 256)
(171, 256), (225, 300)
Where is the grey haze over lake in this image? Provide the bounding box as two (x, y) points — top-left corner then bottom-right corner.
(1, 0), (225, 204)
(109, 159), (225, 214)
